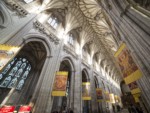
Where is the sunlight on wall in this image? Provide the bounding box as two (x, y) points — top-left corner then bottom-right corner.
(96, 63), (100, 71)
(57, 27), (64, 39)
(88, 55), (92, 65)
(101, 68), (105, 76)
(76, 44), (81, 55)
(106, 73), (109, 80)
(27, 4), (40, 14)
(65, 23), (71, 34)
(38, 13), (49, 23)
(43, 0), (51, 5)
(81, 39), (85, 48)
(63, 34), (69, 45)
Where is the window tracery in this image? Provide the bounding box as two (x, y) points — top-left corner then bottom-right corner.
(47, 17), (58, 29)
(0, 58), (31, 90)
(66, 33), (75, 51)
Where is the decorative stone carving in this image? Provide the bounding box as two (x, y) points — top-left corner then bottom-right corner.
(4, 0), (28, 17)
(63, 45), (78, 59)
(33, 20), (60, 45)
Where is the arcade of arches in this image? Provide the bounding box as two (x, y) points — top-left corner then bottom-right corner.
(0, 0), (150, 113)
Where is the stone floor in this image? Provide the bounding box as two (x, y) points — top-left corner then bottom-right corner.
(119, 109), (129, 113)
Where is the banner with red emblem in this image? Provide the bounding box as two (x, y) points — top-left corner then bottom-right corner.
(18, 106), (31, 113)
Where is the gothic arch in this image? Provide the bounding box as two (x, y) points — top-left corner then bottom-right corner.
(51, 57), (75, 112)
(82, 69), (90, 82)
(94, 76), (99, 88)
(0, 39), (48, 105)
(22, 33), (52, 57)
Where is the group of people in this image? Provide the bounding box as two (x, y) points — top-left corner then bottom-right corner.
(112, 103), (143, 113)
(128, 104), (143, 113)
(112, 104), (122, 113)
(52, 108), (74, 113)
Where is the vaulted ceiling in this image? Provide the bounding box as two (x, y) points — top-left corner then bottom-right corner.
(16, 0), (123, 81)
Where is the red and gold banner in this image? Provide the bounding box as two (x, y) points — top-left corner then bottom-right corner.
(52, 71), (68, 96)
(18, 106), (31, 113)
(82, 82), (91, 100)
(96, 88), (103, 102)
(0, 44), (21, 71)
(109, 93), (115, 103)
(128, 81), (141, 94)
(0, 106), (15, 113)
(105, 92), (110, 102)
(114, 43), (142, 84)
(133, 93), (140, 103)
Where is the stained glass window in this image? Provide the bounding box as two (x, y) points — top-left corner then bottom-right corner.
(0, 58), (31, 90)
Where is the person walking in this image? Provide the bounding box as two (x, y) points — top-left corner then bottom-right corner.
(116, 105), (121, 112)
(67, 108), (74, 113)
(128, 105), (132, 113)
(131, 104), (138, 113)
(135, 105), (143, 113)
(112, 105), (116, 113)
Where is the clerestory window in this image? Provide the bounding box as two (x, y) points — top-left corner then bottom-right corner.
(47, 17), (58, 29)
(67, 33), (75, 51)
(67, 34), (74, 46)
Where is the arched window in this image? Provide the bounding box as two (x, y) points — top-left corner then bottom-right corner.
(0, 57), (31, 90)
(47, 16), (58, 29)
(67, 34), (74, 45)
(24, 0), (34, 4)
(66, 33), (75, 51)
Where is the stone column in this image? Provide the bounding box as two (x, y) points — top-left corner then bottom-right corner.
(90, 70), (99, 113)
(32, 37), (69, 113)
(73, 58), (82, 113)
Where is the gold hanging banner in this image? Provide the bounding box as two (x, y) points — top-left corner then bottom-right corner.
(96, 88), (103, 102)
(133, 93), (140, 103)
(105, 92), (110, 102)
(82, 82), (91, 100)
(52, 71), (68, 96)
(128, 81), (141, 94)
(109, 93), (115, 103)
(114, 43), (142, 84)
(0, 44), (21, 71)
(114, 95), (119, 103)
